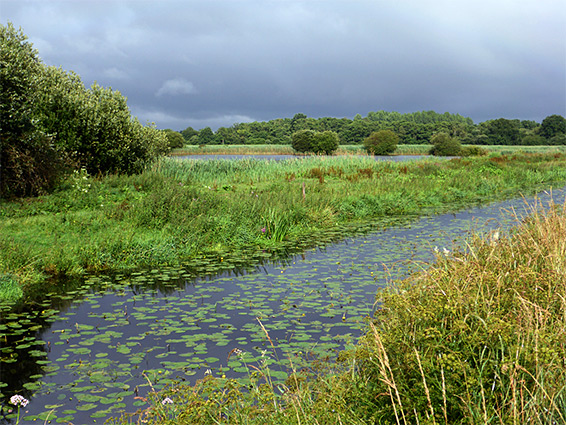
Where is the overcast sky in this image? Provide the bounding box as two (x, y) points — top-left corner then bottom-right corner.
(2, 0), (565, 130)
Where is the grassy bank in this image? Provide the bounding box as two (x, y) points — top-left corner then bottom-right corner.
(110, 197), (566, 425)
(171, 144), (566, 156)
(2, 153), (566, 306)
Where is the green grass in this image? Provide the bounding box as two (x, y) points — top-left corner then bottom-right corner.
(2, 153), (566, 306)
(109, 195), (566, 425)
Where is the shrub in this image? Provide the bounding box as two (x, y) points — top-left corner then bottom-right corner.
(291, 129), (316, 153)
(460, 145), (488, 157)
(0, 23), (66, 197)
(363, 130), (398, 155)
(429, 132), (462, 156)
(163, 129), (185, 149)
(312, 131), (340, 155)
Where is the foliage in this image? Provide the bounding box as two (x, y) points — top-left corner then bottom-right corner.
(540, 114), (566, 139)
(429, 132), (462, 156)
(291, 130), (339, 154)
(363, 130), (399, 155)
(459, 145), (488, 157)
(0, 23), (65, 197)
(0, 22), (168, 197)
(36, 67), (169, 175)
(197, 127), (214, 145)
(484, 118), (520, 145)
(291, 129), (316, 153)
(347, 199), (566, 424)
(163, 129), (185, 149)
(180, 126), (199, 141)
(312, 130), (340, 154)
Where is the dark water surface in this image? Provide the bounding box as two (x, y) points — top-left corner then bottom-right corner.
(1, 186), (565, 424)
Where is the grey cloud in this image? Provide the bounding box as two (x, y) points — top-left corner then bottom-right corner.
(2, 0), (564, 129)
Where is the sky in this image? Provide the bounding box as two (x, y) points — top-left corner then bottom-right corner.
(2, 0), (565, 130)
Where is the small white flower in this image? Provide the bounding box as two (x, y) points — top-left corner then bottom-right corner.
(442, 247), (450, 255)
(10, 395), (29, 407)
(161, 397), (174, 405)
(205, 369), (212, 375)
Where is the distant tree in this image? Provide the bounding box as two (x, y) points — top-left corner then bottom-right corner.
(180, 126), (199, 141)
(290, 113), (308, 133)
(197, 127), (214, 145)
(540, 115), (566, 139)
(429, 132), (462, 156)
(485, 118), (520, 145)
(363, 130), (399, 155)
(291, 130), (315, 153)
(163, 129), (185, 149)
(520, 135), (546, 146)
(313, 131), (340, 155)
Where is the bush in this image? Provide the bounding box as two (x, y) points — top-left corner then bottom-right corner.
(291, 130), (316, 153)
(460, 145), (488, 157)
(163, 129), (185, 149)
(1, 22), (169, 197)
(312, 131), (340, 155)
(1, 23), (66, 197)
(429, 132), (462, 156)
(363, 130), (398, 155)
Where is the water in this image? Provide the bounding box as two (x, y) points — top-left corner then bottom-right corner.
(1, 186), (564, 424)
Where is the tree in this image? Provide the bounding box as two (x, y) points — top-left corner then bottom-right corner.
(180, 126), (198, 141)
(485, 118), (520, 145)
(313, 131), (340, 155)
(1, 23), (64, 197)
(197, 127), (214, 145)
(1, 23), (169, 197)
(363, 130), (399, 155)
(291, 129), (315, 153)
(429, 132), (462, 156)
(540, 115), (566, 139)
(163, 129), (185, 149)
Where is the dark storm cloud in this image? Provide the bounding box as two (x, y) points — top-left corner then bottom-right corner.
(2, 0), (565, 129)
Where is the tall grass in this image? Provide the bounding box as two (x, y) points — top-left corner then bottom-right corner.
(110, 197), (566, 425)
(171, 144), (566, 157)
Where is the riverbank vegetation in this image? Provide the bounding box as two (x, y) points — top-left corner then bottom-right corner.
(2, 153), (566, 307)
(110, 194), (566, 425)
(170, 143), (566, 157)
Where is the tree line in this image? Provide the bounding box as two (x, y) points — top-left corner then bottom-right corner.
(179, 112), (566, 147)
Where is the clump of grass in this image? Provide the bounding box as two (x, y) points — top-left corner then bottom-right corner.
(347, 198), (566, 424)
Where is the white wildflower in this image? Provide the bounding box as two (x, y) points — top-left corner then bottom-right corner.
(10, 395), (29, 407)
(161, 397), (174, 405)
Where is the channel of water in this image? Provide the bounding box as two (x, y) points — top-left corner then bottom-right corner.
(1, 181), (565, 424)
